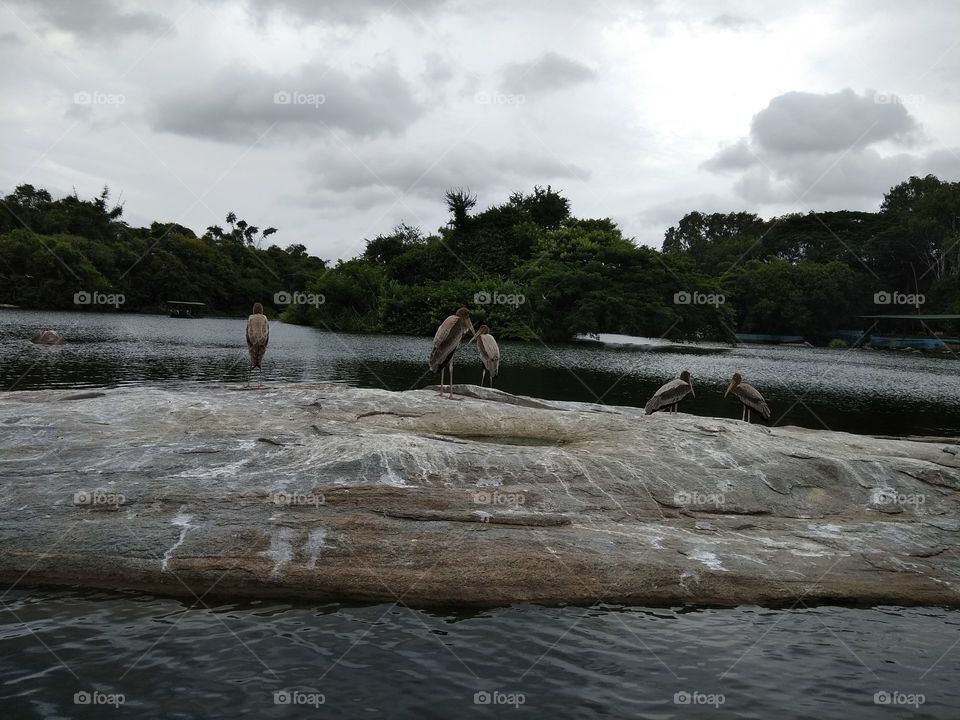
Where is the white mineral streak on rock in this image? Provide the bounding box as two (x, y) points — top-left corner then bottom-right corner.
(162, 510), (194, 571)
(260, 527), (293, 578)
(304, 528), (327, 569)
(688, 549), (727, 572)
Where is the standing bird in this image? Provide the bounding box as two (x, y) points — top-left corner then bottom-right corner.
(429, 307), (475, 399)
(246, 302), (269, 387)
(724, 373), (771, 424)
(644, 370), (695, 415)
(469, 325), (500, 388)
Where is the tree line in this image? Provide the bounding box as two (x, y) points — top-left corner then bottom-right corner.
(1, 175), (958, 342)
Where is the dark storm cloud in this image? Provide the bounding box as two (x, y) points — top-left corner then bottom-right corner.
(306, 141), (590, 204)
(151, 63), (423, 144)
(8, 0), (169, 40)
(750, 88), (919, 155)
(213, 0), (447, 25)
(500, 52), (596, 96)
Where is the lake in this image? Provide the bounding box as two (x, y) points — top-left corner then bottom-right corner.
(2, 309), (960, 436)
(2, 309), (960, 719)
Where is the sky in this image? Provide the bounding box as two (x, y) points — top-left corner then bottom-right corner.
(2, 0), (959, 261)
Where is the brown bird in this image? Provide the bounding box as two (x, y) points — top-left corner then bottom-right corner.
(724, 372), (771, 423)
(469, 325), (500, 387)
(644, 370), (694, 415)
(246, 302), (269, 387)
(429, 307), (475, 399)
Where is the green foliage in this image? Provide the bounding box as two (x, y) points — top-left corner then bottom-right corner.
(0, 186), (324, 315)
(828, 339), (849, 348)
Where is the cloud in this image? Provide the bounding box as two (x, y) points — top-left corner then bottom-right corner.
(306, 140), (590, 205)
(500, 52), (596, 96)
(750, 88), (919, 155)
(701, 88), (958, 205)
(151, 62), (423, 144)
(215, 0), (447, 26)
(709, 14), (762, 31)
(0, 32), (23, 46)
(8, 0), (169, 40)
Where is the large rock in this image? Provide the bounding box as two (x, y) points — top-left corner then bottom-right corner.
(1, 383), (959, 607)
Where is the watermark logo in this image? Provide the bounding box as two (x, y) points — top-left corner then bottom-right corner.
(74, 490), (125, 507)
(874, 690), (925, 708)
(674, 290), (724, 307)
(271, 491), (325, 508)
(274, 291), (325, 307)
(274, 689), (325, 707)
(871, 488), (925, 508)
(74, 290), (125, 308)
(73, 91), (125, 107)
(273, 91), (325, 108)
(474, 290), (525, 307)
(873, 290), (924, 306)
(473, 490), (525, 507)
(474, 690), (525, 708)
(674, 490), (725, 507)
(873, 92), (926, 106)
(74, 690), (125, 708)
(674, 691), (725, 708)
(474, 91), (525, 107)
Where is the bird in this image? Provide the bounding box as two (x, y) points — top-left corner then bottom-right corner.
(469, 325), (500, 388)
(644, 370), (694, 415)
(246, 302), (269, 387)
(428, 307), (475, 399)
(724, 372), (771, 424)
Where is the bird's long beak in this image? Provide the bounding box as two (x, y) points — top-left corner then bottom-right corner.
(468, 332), (479, 344)
(723, 381), (734, 398)
(466, 318), (476, 336)
(689, 384), (695, 398)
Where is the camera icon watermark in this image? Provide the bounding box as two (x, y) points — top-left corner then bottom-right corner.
(673, 490), (725, 507)
(273, 90), (325, 108)
(274, 689), (325, 707)
(474, 91), (525, 107)
(274, 290), (325, 307)
(73, 91), (125, 107)
(271, 491), (325, 508)
(473, 490), (526, 507)
(673, 290), (724, 307)
(473, 690), (525, 708)
(74, 490), (126, 507)
(473, 290), (525, 307)
(874, 690), (925, 708)
(674, 690), (725, 708)
(873, 92), (926, 106)
(873, 290), (924, 306)
(74, 690), (125, 708)
(74, 290), (125, 308)
(871, 488), (925, 508)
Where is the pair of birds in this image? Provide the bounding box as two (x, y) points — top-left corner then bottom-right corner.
(644, 370), (771, 423)
(428, 307), (500, 399)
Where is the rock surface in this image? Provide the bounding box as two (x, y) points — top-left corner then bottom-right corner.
(1, 383), (959, 607)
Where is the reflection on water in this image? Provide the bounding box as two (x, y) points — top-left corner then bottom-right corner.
(2, 309), (960, 436)
(1, 589), (958, 719)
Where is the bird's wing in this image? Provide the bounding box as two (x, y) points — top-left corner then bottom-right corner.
(246, 315), (269, 348)
(644, 378), (690, 414)
(429, 315), (461, 371)
(737, 382), (771, 418)
(478, 334), (500, 375)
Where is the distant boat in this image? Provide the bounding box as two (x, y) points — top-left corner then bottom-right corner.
(166, 300), (206, 319)
(869, 335), (960, 350)
(735, 333), (805, 345)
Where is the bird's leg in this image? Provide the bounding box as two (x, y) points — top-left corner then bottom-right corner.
(747, 408), (752, 423)
(448, 360), (455, 399)
(481, 369), (486, 388)
(741, 405), (746, 422)
(437, 367), (445, 395)
(257, 366), (262, 389)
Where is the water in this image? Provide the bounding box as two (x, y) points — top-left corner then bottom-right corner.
(3, 310), (960, 718)
(2, 590), (958, 719)
(2, 309), (959, 436)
